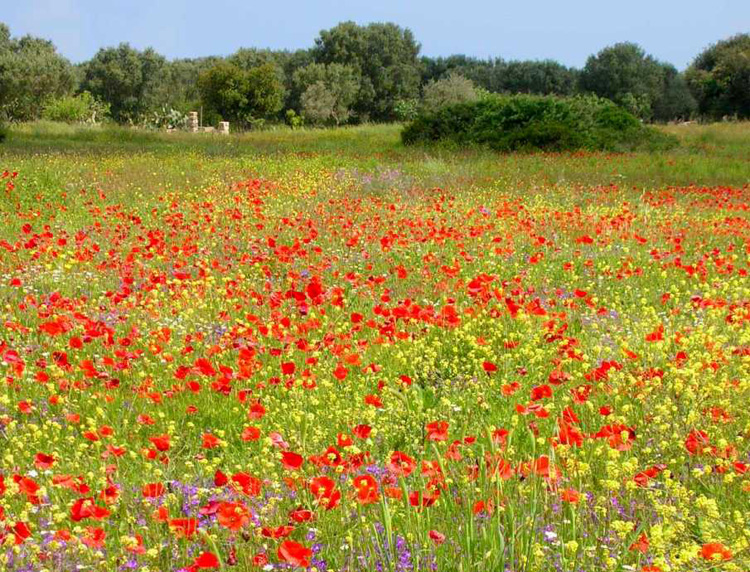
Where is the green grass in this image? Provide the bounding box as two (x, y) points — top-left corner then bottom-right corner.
(3, 121), (749, 195)
(0, 120), (748, 572)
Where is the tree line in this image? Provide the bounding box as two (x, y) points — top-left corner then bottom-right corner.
(1, 20), (748, 128)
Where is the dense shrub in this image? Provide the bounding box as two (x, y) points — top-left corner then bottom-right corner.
(42, 92), (110, 123)
(686, 34), (750, 120)
(421, 72), (478, 114)
(402, 94), (677, 152)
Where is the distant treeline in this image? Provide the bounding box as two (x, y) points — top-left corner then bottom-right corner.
(0, 21), (748, 128)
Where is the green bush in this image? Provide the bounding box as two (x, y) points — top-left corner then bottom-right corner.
(42, 92), (110, 123)
(0, 121), (6, 143)
(402, 94), (677, 152)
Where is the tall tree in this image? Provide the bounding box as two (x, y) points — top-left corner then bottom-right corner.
(579, 42), (665, 119)
(0, 23), (76, 121)
(198, 62), (283, 125)
(81, 43), (166, 123)
(686, 33), (750, 120)
(292, 62), (359, 121)
(313, 22), (421, 120)
(652, 64), (696, 122)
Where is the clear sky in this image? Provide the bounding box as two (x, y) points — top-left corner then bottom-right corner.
(3, 0), (749, 69)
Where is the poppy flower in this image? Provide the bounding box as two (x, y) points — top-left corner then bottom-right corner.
(353, 424), (372, 439)
(34, 453), (55, 469)
(428, 530), (446, 545)
(169, 517), (198, 538)
(277, 540), (312, 568)
(281, 451), (304, 471)
(142, 483), (165, 498)
(216, 502), (250, 531)
(81, 527), (106, 548)
(191, 552), (220, 569)
(387, 451), (416, 477)
(149, 434), (171, 452)
(241, 426), (261, 441)
(426, 421), (449, 442)
(231, 472), (262, 496)
(700, 542), (732, 561)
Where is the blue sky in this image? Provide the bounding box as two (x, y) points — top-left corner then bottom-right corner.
(4, 0), (749, 68)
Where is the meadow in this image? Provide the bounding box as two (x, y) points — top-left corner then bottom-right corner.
(0, 121), (749, 572)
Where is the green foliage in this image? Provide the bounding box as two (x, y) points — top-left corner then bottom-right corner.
(579, 43), (664, 120)
(579, 43), (698, 123)
(300, 82), (337, 125)
(421, 72), (478, 113)
(686, 33), (750, 119)
(313, 22), (421, 120)
(285, 109), (304, 129)
(651, 65), (697, 122)
(0, 23), (76, 121)
(293, 63), (359, 124)
(81, 43), (166, 123)
(198, 62), (284, 126)
(146, 57), (221, 114)
(144, 106), (188, 130)
(421, 56), (579, 96)
(245, 63), (285, 120)
(394, 99), (419, 121)
(197, 62), (248, 123)
(42, 91), (110, 123)
(402, 94), (677, 152)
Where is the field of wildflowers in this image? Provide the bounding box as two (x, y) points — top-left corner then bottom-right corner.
(0, 123), (749, 572)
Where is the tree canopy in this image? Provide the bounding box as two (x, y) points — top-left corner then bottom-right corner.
(0, 20), (745, 127)
(0, 23), (76, 121)
(686, 33), (750, 119)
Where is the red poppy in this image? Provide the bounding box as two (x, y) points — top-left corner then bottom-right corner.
(241, 426), (261, 441)
(426, 421), (449, 442)
(387, 451), (416, 477)
(353, 424), (372, 439)
(149, 434), (171, 452)
(277, 540), (312, 568)
(429, 530), (446, 545)
(281, 451), (304, 471)
(216, 502), (250, 531)
(700, 542), (732, 561)
(482, 361), (497, 373)
(202, 433), (221, 449)
(170, 518), (198, 538)
(142, 483), (165, 498)
(34, 453), (55, 469)
(191, 552), (220, 570)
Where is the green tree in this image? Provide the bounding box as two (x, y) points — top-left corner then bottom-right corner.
(42, 91), (110, 123)
(245, 63), (284, 120)
(81, 43), (166, 123)
(651, 64), (696, 122)
(313, 21), (421, 120)
(147, 57), (222, 114)
(300, 81), (337, 125)
(686, 34), (750, 119)
(292, 63), (359, 123)
(197, 61), (249, 123)
(579, 42), (665, 119)
(198, 62), (283, 125)
(422, 72), (478, 113)
(0, 23), (76, 121)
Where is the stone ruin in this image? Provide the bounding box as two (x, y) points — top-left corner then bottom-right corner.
(186, 111), (229, 135)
